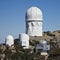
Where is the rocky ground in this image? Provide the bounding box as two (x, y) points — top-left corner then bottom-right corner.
(0, 30), (60, 60)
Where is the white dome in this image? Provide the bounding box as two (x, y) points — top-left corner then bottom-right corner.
(5, 35), (14, 46)
(6, 35), (14, 40)
(26, 6), (43, 21)
(20, 34), (29, 41)
(40, 40), (47, 44)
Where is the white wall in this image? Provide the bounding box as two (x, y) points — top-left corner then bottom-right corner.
(26, 22), (42, 36)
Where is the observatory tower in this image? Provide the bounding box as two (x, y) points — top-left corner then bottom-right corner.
(25, 6), (43, 36)
(19, 34), (29, 49)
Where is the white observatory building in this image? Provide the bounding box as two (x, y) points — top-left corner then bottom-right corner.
(5, 35), (14, 46)
(25, 6), (43, 36)
(35, 40), (50, 53)
(19, 34), (29, 49)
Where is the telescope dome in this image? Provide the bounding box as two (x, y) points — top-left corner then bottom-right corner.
(40, 40), (47, 44)
(5, 35), (14, 46)
(26, 6), (43, 21)
(20, 34), (29, 41)
(19, 34), (29, 49)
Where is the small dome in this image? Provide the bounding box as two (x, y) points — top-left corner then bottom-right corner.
(6, 35), (14, 41)
(20, 34), (29, 41)
(26, 6), (43, 21)
(5, 35), (14, 46)
(40, 40), (47, 44)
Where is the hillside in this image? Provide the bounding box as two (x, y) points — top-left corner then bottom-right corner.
(0, 30), (60, 60)
(30, 30), (60, 46)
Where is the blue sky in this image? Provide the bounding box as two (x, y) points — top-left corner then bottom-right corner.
(0, 0), (60, 43)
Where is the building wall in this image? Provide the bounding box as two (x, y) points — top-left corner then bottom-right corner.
(26, 21), (42, 36)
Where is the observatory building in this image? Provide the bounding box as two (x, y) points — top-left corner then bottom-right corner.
(25, 6), (43, 36)
(35, 40), (50, 53)
(19, 34), (29, 49)
(5, 35), (14, 46)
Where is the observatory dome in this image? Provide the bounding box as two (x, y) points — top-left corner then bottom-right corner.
(40, 40), (47, 44)
(19, 33), (29, 49)
(20, 34), (29, 41)
(5, 35), (14, 46)
(26, 6), (43, 21)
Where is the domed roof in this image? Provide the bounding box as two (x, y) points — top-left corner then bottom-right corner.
(40, 40), (47, 44)
(20, 34), (29, 41)
(26, 6), (43, 21)
(6, 35), (14, 40)
(5, 35), (14, 46)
